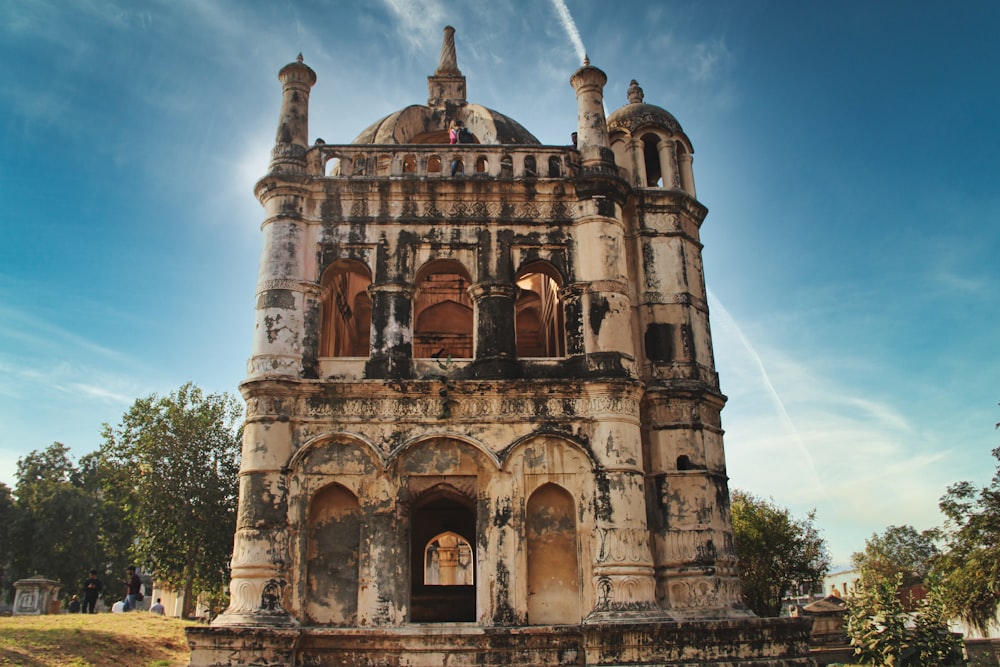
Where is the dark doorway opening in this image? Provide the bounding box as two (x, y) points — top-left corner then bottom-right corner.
(410, 489), (476, 622)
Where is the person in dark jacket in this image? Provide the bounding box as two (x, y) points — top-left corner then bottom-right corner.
(121, 566), (141, 611)
(82, 569), (103, 613)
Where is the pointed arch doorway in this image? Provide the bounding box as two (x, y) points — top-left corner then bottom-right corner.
(410, 487), (477, 622)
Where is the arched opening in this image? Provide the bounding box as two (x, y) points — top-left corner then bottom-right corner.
(305, 483), (360, 625)
(424, 531), (474, 585)
(427, 155), (442, 173)
(403, 154), (417, 173)
(320, 261), (372, 357)
(500, 154), (513, 179)
(410, 489), (476, 622)
(515, 263), (565, 358)
(526, 483), (580, 624)
(641, 133), (662, 187)
(474, 155), (488, 173)
(523, 155), (537, 178)
(414, 260), (473, 359)
(548, 156), (562, 178)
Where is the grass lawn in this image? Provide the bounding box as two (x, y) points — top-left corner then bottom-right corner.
(0, 613), (197, 667)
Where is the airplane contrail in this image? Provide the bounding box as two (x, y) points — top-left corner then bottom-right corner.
(707, 288), (827, 498)
(551, 0), (587, 64)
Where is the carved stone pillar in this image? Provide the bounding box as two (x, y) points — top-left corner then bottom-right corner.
(679, 150), (697, 198)
(270, 55), (316, 175)
(657, 138), (681, 190)
(365, 282), (414, 378)
(627, 136), (647, 188)
(469, 282), (516, 360)
(585, 395), (660, 620)
(214, 393), (297, 627)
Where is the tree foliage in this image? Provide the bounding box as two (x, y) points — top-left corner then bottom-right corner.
(0, 481), (14, 596)
(846, 573), (964, 666)
(6, 443), (109, 601)
(99, 382), (242, 617)
(730, 489), (830, 617)
(852, 524), (940, 589)
(934, 439), (1000, 635)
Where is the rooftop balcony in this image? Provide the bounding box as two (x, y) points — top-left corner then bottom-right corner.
(305, 144), (582, 180)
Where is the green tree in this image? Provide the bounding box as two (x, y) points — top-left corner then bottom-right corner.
(0, 481), (15, 602)
(99, 383), (242, 618)
(8, 443), (107, 601)
(730, 489), (831, 617)
(852, 524), (940, 589)
(846, 573), (964, 666)
(935, 438), (1000, 635)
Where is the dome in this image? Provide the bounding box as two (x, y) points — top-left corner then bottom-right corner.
(351, 103), (540, 146)
(349, 26), (539, 146)
(607, 80), (684, 138)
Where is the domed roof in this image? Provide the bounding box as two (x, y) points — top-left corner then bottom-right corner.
(607, 80), (684, 137)
(351, 103), (540, 146)
(350, 27), (539, 146)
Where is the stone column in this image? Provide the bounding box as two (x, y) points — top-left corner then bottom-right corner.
(627, 137), (647, 188)
(270, 55), (316, 175)
(679, 150), (697, 198)
(247, 185), (310, 380)
(657, 138), (681, 190)
(569, 59), (615, 170)
(469, 282), (516, 360)
(585, 389), (660, 620)
(365, 281), (414, 378)
(215, 412), (298, 627)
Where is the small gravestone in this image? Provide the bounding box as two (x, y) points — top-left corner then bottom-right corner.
(12, 577), (63, 615)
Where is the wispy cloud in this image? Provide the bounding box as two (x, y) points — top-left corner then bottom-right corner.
(687, 38), (731, 82)
(707, 290), (964, 565)
(550, 0), (587, 64)
(379, 0), (449, 52)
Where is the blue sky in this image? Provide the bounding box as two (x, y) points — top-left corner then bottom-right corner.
(1, 0), (997, 568)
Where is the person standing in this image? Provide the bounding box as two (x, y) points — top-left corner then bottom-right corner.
(82, 569), (103, 613)
(121, 566), (142, 611)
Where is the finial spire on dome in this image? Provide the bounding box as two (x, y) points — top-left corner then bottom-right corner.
(296, 53), (304, 63)
(436, 25), (461, 75)
(583, 54), (590, 66)
(428, 25), (467, 107)
(627, 79), (644, 104)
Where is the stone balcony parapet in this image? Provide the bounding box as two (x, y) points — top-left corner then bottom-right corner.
(305, 144), (582, 181)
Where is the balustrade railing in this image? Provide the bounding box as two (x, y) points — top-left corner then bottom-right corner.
(306, 144), (580, 180)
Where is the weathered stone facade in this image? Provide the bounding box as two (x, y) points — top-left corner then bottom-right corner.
(187, 27), (813, 667)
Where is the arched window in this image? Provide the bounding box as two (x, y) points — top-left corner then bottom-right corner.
(500, 154), (513, 179)
(547, 156), (562, 178)
(474, 155), (488, 173)
(320, 261), (372, 357)
(526, 484), (580, 624)
(515, 263), (565, 358)
(641, 132), (662, 187)
(403, 154), (417, 173)
(523, 155), (537, 178)
(427, 155), (442, 174)
(413, 260), (473, 359)
(424, 531), (474, 586)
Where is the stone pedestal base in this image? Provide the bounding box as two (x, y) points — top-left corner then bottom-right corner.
(187, 617), (814, 667)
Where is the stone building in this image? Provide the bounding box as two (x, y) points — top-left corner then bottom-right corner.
(187, 27), (812, 667)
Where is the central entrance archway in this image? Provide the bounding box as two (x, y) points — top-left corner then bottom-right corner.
(410, 489), (476, 622)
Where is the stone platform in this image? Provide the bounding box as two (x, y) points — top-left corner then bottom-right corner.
(186, 617), (815, 667)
